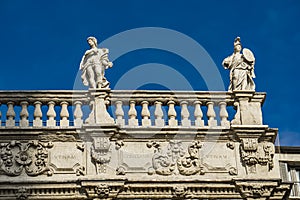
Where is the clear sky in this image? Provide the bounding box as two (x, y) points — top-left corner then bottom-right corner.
(0, 0), (299, 146)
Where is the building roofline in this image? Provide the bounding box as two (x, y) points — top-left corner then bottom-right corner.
(276, 146), (300, 153)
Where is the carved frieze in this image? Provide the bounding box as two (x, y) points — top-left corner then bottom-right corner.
(240, 139), (274, 174)
(177, 141), (204, 175)
(172, 186), (188, 199)
(147, 140), (204, 176)
(95, 183), (110, 198)
(91, 137), (112, 174)
(0, 140), (53, 176)
(38, 134), (77, 142)
(48, 142), (86, 176)
(82, 181), (125, 199)
(235, 181), (278, 199)
(16, 187), (29, 200)
(147, 141), (176, 175)
(194, 142), (238, 175)
(117, 142), (153, 175)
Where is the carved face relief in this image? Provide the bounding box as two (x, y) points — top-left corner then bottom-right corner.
(16, 187), (28, 200)
(172, 186), (187, 198)
(167, 140), (184, 161)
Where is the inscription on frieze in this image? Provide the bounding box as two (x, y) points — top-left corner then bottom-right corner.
(53, 154), (76, 160)
(201, 142), (237, 175)
(117, 143), (152, 174)
(49, 142), (86, 174)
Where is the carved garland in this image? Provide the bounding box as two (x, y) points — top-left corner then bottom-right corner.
(0, 140), (53, 176)
(147, 140), (204, 176)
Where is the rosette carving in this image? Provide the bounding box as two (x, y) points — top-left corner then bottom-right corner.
(0, 140), (53, 176)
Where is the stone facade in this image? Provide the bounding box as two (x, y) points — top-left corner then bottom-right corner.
(0, 89), (293, 200)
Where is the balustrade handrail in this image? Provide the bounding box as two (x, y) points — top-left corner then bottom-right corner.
(0, 90), (88, 104)
(0, 90), (266, 128)
(0, 90), (266, 102)
(110, 90), (237, 105)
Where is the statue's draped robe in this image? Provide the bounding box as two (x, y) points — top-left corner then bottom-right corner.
(80, 48), (109, 88)
(222, 52), (255, 91)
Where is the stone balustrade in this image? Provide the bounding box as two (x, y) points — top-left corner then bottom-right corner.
(110, 90), (235, 128)
(0, 90), (265, 128)
(0, 90), (88, 127)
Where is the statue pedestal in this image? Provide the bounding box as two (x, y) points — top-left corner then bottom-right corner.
(85, 89), (115, 125)
(231, 91), (265, 125)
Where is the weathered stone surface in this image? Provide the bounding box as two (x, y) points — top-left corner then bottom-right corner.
(231, 92), (264, 125)
(117, 143), (152, 174)
(201, 142), (237, 175)
(223, 37), (256, 91)
(79, 36), (113, 89)
(0, 140), (53, 176)
(48, 142), (86, 175)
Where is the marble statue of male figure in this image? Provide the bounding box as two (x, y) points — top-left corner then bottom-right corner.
(79, 36), (113, 89)
(222, 37), (256, 91)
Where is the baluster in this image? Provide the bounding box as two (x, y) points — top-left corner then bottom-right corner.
(6, 101), (15, 127)
(167, 100), (178, 127)
(207, 101), (217, 127)
(46, 101), (56, 127)
(154, 101), (164, 127)
(33, 101), (43, 127)
(128, 100), (138, 126)
(180, 101), (191, 127)
(0, 102), (2, 127)
(60, 101), (69, 127)
(115, 101), (125, 126)
(194, 101), (204, 127)
(20, 101), (29, 127)
(219, 102), (230, 128)
(141, 101), (151, 127)
(74, 101), (83, 127)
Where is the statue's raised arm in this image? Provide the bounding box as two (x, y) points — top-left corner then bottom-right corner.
(222, 37), (256, 91)
(79, 36), (113, 89)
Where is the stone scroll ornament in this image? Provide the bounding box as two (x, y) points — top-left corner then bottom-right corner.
(147, 140), (204, 176)
(0, 140), (53, 176)
(79, 36), (113, 89)
(177, 141), (204, 175)
(222, 37), (256, 91)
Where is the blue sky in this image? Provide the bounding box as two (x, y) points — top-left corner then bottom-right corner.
(0, 0), (299, 146)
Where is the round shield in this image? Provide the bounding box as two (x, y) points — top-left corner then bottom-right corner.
(243, 48), (255, 62)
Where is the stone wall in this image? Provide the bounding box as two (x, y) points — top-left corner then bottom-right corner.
(0, 90), (292, 199)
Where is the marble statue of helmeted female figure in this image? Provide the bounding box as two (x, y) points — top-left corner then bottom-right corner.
(222, 37), (256, 91)
(79, 36), (113, 89)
